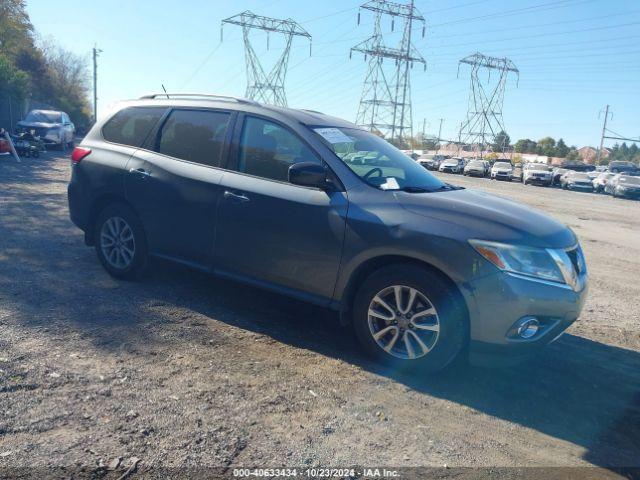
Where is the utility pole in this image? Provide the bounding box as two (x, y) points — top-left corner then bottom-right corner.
(596, 104), (610, 166)
(92, 45), (102, 124)
(436, 118), (443, 153)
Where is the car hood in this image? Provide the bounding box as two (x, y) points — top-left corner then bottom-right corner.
(17, 121), (61, 129)
(395, 188), (576, 249)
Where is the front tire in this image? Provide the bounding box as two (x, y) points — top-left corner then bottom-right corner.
(352, 264), (467, 373)
(94, 203), (147, 280)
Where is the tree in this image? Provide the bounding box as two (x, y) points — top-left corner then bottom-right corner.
(493, 130), (510, 151)
(0, 1), (91, 127)
(536, 137), (556, 157)
(514, 138), (537, 154)
(566, 148), (580, 161)
(555, 138), (569, 158)
(0, 53), (28, 98)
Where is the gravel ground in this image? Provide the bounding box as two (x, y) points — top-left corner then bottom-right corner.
(0, 151), (639, 477)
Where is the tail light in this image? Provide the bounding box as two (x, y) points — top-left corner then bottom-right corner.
(71, 147), (91, 164)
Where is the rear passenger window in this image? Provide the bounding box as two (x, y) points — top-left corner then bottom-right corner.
(157, 109), (231, 167)
(237, 116), (321, 182)
(102, 107), (165, 147)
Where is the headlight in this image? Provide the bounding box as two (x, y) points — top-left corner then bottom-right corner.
(469, 240), (567, 284)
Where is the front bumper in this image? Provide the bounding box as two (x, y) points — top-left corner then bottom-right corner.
(567, 183), (593, 191)
(617, 188), (640, 198)
(493, 173), (511, 180)
(463, 269), (588, 366)
(527, 176), (552, 185)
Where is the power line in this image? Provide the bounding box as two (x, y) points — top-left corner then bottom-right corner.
(429, 0), (594, 28)
(181, 42), (223, 90)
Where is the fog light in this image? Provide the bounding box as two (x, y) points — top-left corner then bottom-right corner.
(516, 317), (540, 339)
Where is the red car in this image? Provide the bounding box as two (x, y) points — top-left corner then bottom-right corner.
(0, 137), (11, 155)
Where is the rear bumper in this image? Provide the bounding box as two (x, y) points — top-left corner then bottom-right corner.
(67, 181), (89, 232)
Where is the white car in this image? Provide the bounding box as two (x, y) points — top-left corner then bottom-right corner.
(593, 172), (615, 193)
(439, 158), (464, 174)
(523, 163), (553, 186)
(490, 161), (513, 181)
(16, 110), (75, 149)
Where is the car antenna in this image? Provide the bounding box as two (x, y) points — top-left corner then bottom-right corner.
(161, 84), (170, 99)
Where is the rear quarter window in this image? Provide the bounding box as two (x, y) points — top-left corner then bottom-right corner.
(102, 107), (165, 147)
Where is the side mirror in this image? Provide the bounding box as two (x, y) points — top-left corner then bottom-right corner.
(289, 162), (331, 190)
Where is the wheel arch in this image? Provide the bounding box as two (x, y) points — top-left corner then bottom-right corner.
(85, 194), (139, 246)
(338, 255), (470, 332)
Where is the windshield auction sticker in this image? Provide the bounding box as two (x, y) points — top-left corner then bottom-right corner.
(313, 128), (353, 144)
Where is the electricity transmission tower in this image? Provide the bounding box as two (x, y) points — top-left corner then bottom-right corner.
(457, 52), (519, 157)
(351, 0), (426, 144)
(221, 11), (311, 107)
(596, 104), (640, 165)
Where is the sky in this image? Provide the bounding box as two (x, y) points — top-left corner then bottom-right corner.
(26, 0), (640, 147)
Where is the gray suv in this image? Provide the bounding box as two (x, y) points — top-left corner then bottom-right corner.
(68, 94), (588, 371)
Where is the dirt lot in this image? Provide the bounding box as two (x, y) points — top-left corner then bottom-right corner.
(0, 151), (639, 476)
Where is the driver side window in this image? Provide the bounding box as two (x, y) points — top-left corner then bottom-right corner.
(237, 117), (321, 183)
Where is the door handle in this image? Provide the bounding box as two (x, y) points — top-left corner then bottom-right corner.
(129, 167), (151, 179)
(223, 190), (250, 203)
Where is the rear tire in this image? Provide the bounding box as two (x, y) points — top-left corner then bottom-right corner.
(352, 264), (467, 373)
(94, 203), (147, 280)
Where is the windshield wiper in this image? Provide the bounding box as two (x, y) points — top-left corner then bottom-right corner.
(397, 184), (464, 193)
(398, 186), (431, 193)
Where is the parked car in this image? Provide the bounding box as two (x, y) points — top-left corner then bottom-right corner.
(593, 172), (616, 193)
(560, 171), (594, 192)
(419, 154), (450, 171)
(16, 109), (75, 149)
(608, 160), (638, 174)
(463, 159), (487, 177)
(605, 174), (640, 199)
(68, 93), (588, 371)
(561, 161), (595, 173)
(490, 161), (513, 181)
(552, 167), (569, 186)
(439, 157), (464, 174)
(523, 163), (553, 186)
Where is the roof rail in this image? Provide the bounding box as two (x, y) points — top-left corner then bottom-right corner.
(300, 108), (325, 115)
(139, 93), (260, 105)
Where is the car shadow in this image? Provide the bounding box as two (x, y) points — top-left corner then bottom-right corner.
(135, 259), (640, 469)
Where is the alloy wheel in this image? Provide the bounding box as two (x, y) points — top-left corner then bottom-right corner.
(367, 285), (440, 360)
(100, 216), (136, 270)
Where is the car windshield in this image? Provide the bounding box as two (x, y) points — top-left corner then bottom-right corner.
(494, 162), (511, 168)
(620, 176), (640, 185)
(443, 159), (458, 166)
(312, 127), (449, 192)
(468, 160), (484, 167)
(25, 111), (63, 123)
